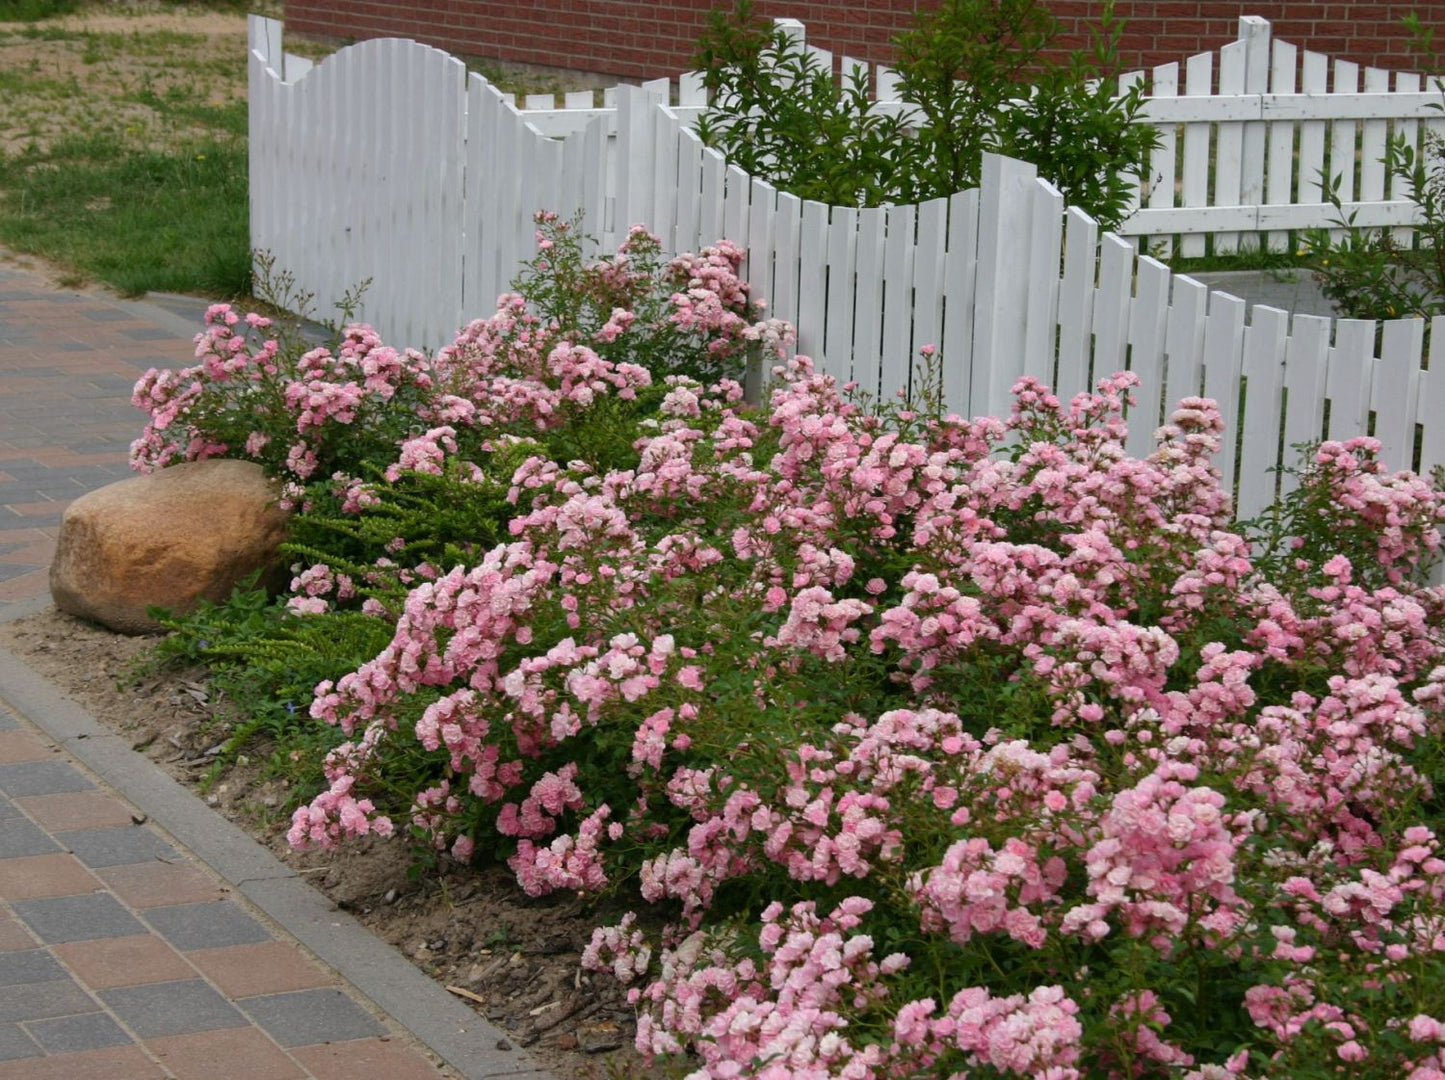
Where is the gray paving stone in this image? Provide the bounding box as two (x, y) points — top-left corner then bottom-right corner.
(0, 710), (21, 732)
(25, 1011), (132, 1054)
(58, 826), (178, 868)
(144, 901), (271, 951)
(13, 894), (146, 944)
(240, 988), (386, 1048)
(99, 979), (247, 1039)
(0, 979), (95, 1022)
(0, 760), (93, 797)
(0, 815), (61, 858)
(0, 950), (68, 987)
(0, 1023), (40, 1062)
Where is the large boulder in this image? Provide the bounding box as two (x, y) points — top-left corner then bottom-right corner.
(50, 459), (289, 634)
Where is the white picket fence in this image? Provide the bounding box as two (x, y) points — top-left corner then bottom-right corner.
(1128, 15), (1445, 256)
(248, 15), (1444, 524)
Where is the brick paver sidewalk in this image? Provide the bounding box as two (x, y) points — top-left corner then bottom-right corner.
(0, 695), (452, 1079)
(0, 263), (198, 610)
(0, 262), (496, 1078)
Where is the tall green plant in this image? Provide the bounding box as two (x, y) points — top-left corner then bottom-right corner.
(693, 0), (1158, 230)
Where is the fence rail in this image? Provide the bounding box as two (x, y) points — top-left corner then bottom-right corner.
(248, 15), (1443, 527)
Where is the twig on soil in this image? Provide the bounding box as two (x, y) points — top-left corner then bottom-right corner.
(446, 984), (488, 1006)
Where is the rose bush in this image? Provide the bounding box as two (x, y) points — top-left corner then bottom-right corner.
(134, 219), (1445, 1079)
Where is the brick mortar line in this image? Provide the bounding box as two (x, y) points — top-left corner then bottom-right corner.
(0, 603), (552, 1080)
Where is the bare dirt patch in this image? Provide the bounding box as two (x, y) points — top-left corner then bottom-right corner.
(0, 607), (672, 1080)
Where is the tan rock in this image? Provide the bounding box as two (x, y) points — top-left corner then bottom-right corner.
(50, 459), (289, 634)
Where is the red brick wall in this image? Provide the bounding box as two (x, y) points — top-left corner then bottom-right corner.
(282, 2), (1445, 81)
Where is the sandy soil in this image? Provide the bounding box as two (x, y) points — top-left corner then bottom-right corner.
(0, 607), (673, 1080)
(0, 7), (255, 155)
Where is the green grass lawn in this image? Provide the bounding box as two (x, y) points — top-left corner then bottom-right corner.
(0, 5), (265, 297)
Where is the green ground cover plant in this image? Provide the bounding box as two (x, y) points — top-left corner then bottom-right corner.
(129, 211), (1445, 1078)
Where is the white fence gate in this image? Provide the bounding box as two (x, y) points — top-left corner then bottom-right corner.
(248, 15), (1444, 523)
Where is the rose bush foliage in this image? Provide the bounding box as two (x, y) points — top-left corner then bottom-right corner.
(133, 219), (1445, 1080)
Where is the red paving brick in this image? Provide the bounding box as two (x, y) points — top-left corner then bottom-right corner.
(16, 790), (140, 832)
(0, 852), (100, 900)
(291, 1038), (451, 1080)
(0, 728), (57, 762)
(51, 935), (195, 989)
(146, 1027), (306, 1080)
(0, 1045), (167, 1080)
(185, 941), (336, 998)
(0, 914), (38, 952)
(96, 860), (228, 909)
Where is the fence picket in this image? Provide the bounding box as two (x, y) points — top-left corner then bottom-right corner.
(1201, 293), (1248, 499)
(675, 126), (703, 255)
(1393, 71), (1422, 244)
(1237, 306), (1290, 517)
(650, 103), (680, 249)
(1373, 319), (1425, 472)
(1024, 181), (1064, 380)
(679, 70), (706, 106)
(1125, 256), (1171, 459)
(1360, 67), (1392, 208)
(747, 176), (777, 320)
(1093, 234), (1135, 376)
(974, 154), (1038, 418)
(1265, 38), (1297, 252)
(773, 191), (803, 334)
(913, 197), (948, 396)
(1326, 320), (1375, 440)
(723, 163), (751, 250)
(824, 205), (858, 380)
(700, 148), (726, 250)
(1163, 274), (1208, 407)
(853, 207), (886, 400)
(1297, 51), (1329, 211)
(797, 200), (829, 363)
(1329, 59), (1360, 243)
(1147, 62), (1179, 259)
(880, 203), (916, 402)
(1056, 207), (1098, 398)
(1179, 51), (1213, 258)
(1279, 314), (1332, 497)
(1214, 36), (1248, 254)
(1239, 17), (1271, 248)
(940, 190), (979, 415)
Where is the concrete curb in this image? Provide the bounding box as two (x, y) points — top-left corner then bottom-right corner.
(0, 603), (553, 1080)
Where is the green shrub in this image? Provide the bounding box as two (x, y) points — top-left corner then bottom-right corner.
(693, 0), (1158, 230)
